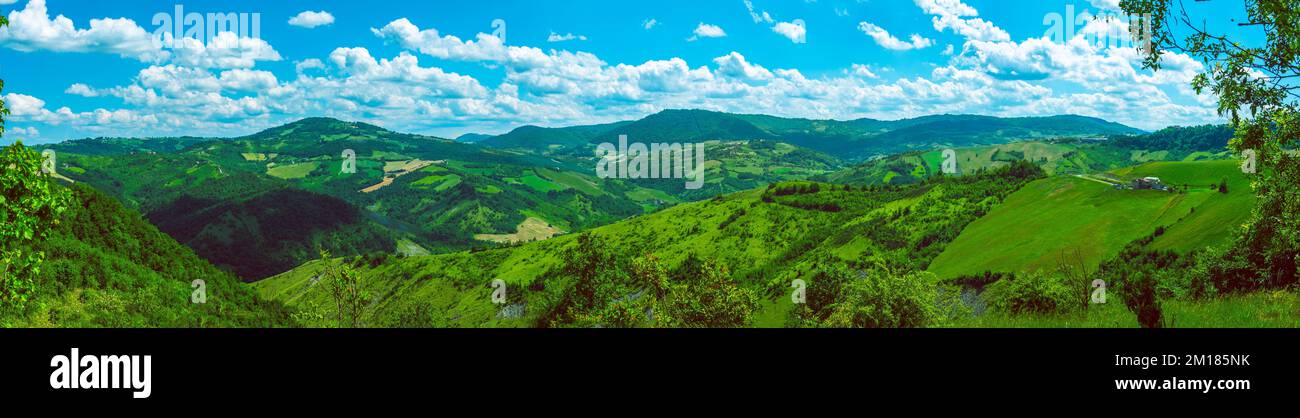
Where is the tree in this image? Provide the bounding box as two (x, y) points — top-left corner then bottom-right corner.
(1056, 248), (1097, 311)
(1123, 0), (1300, 290)
(645, 254), (759, 328)
(317, 250), (368, 327)
(1, 29), (71, 307)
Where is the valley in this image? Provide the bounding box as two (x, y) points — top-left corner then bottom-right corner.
(11, 110), (1296, 328)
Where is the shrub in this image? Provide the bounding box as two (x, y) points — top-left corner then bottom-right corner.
(1114, 270), (1164, 328)
(983, 270), (1075, 315)
(819, 267), (946, 328)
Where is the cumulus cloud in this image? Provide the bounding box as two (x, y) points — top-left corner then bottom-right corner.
(858, 22), (933, 51)
(288, 11), (335, 28)
(7, 5), (1224, 140)
(296, 58), (326, 73)
(65, 83), (98, 97)
(772, 20), (806, 44)
(0, 0), (166, 62)
(643, 19), (658, 30)
(0, 0), (281, 70)
(8, 126), (39, 137)
(3, 93), (48, 116)
(688, 23), (726, 42)
(713, 52), (773, 84)
(168, 31), (282, 69)
(914, 0), (1010, 42)
(372, 18), (511, 62)
(219, 69), (279, 92)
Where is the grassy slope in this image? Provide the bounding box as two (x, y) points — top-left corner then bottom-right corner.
(928, 160), (1254, 280)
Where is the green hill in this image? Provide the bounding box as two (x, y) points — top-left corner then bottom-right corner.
(825, 125), (1234, 186)
(478, 109), (1143, 160)
(927, 160), (1254, 280)
(254, 162), (1046, 327)
(146, 180), (396, 281)
(1, 184), (292, 327)
(49, 118), (655, 278)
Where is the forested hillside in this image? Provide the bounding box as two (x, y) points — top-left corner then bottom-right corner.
(1, 184), (292, 327)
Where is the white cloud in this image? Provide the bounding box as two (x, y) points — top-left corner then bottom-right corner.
(0, 0), (166, 62)
(8, 126), (39, 137)
(915, 0), (979, 17)
(713, 52), (773, 84)
(688, 23), (726, 42)
(65, 83), (98, 97)
(914, 0), (1010, 42)
(744, 0), (774, 24)
(547, 32), (587, 42)
(328, 47), (487, 98)
(9, 9), (1223, 140)
(0, 0), (281, 70)
(772, 20), (806, 44)
(372, 18), (511, 62)
(296, 58), (326, 73)
(168, 31), (281, 69)
(643, 19), (658, 30)
(850, 64), (879, 79)
(219, 69), (279, 92)
(1087, 0), (1123, 11)
(858, 22), (933, 51)
(288, 11), (335, 28)
(3, 93), (47, 116)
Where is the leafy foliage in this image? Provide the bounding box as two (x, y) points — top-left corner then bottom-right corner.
(1, 184), (291, 326)
(0, 142), (71, 308)
(982, 270), (1077, 316)
(1124, 0), (1300, 293)
(537, 234), (758, 328)
(317, 250), (369, 328)
(787, 262), (964, 328)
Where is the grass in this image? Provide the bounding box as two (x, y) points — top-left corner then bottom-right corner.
(267, 162), (319, 179)
(538, 168), (603, 195)
(952, 290), (1299, 328)
(928, 160), (1253, 280)
(473, 217), (565, 244)
(519, 171), (566, 193)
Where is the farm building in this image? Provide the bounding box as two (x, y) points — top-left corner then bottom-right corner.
(1131, 177), (1168, 191)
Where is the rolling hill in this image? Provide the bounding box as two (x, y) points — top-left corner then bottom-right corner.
(253, 162), (1047, 327)
(146, 181), (396, 281)
(477, 109), (1144, 160)
(824, 125), (1234, 186)
(927, 160), (1254, 280)
(37, 112), (1147, 282)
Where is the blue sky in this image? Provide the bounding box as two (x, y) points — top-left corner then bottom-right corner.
(0, 0), (1260, 144)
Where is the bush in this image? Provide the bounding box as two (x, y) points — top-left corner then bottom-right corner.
(1114, 270), (1164, 328)
(818, 267), (948, 328)
(983, 270), (1075, 315)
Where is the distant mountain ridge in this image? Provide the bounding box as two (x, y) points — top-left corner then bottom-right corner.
(476, 109), (1144, 160)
